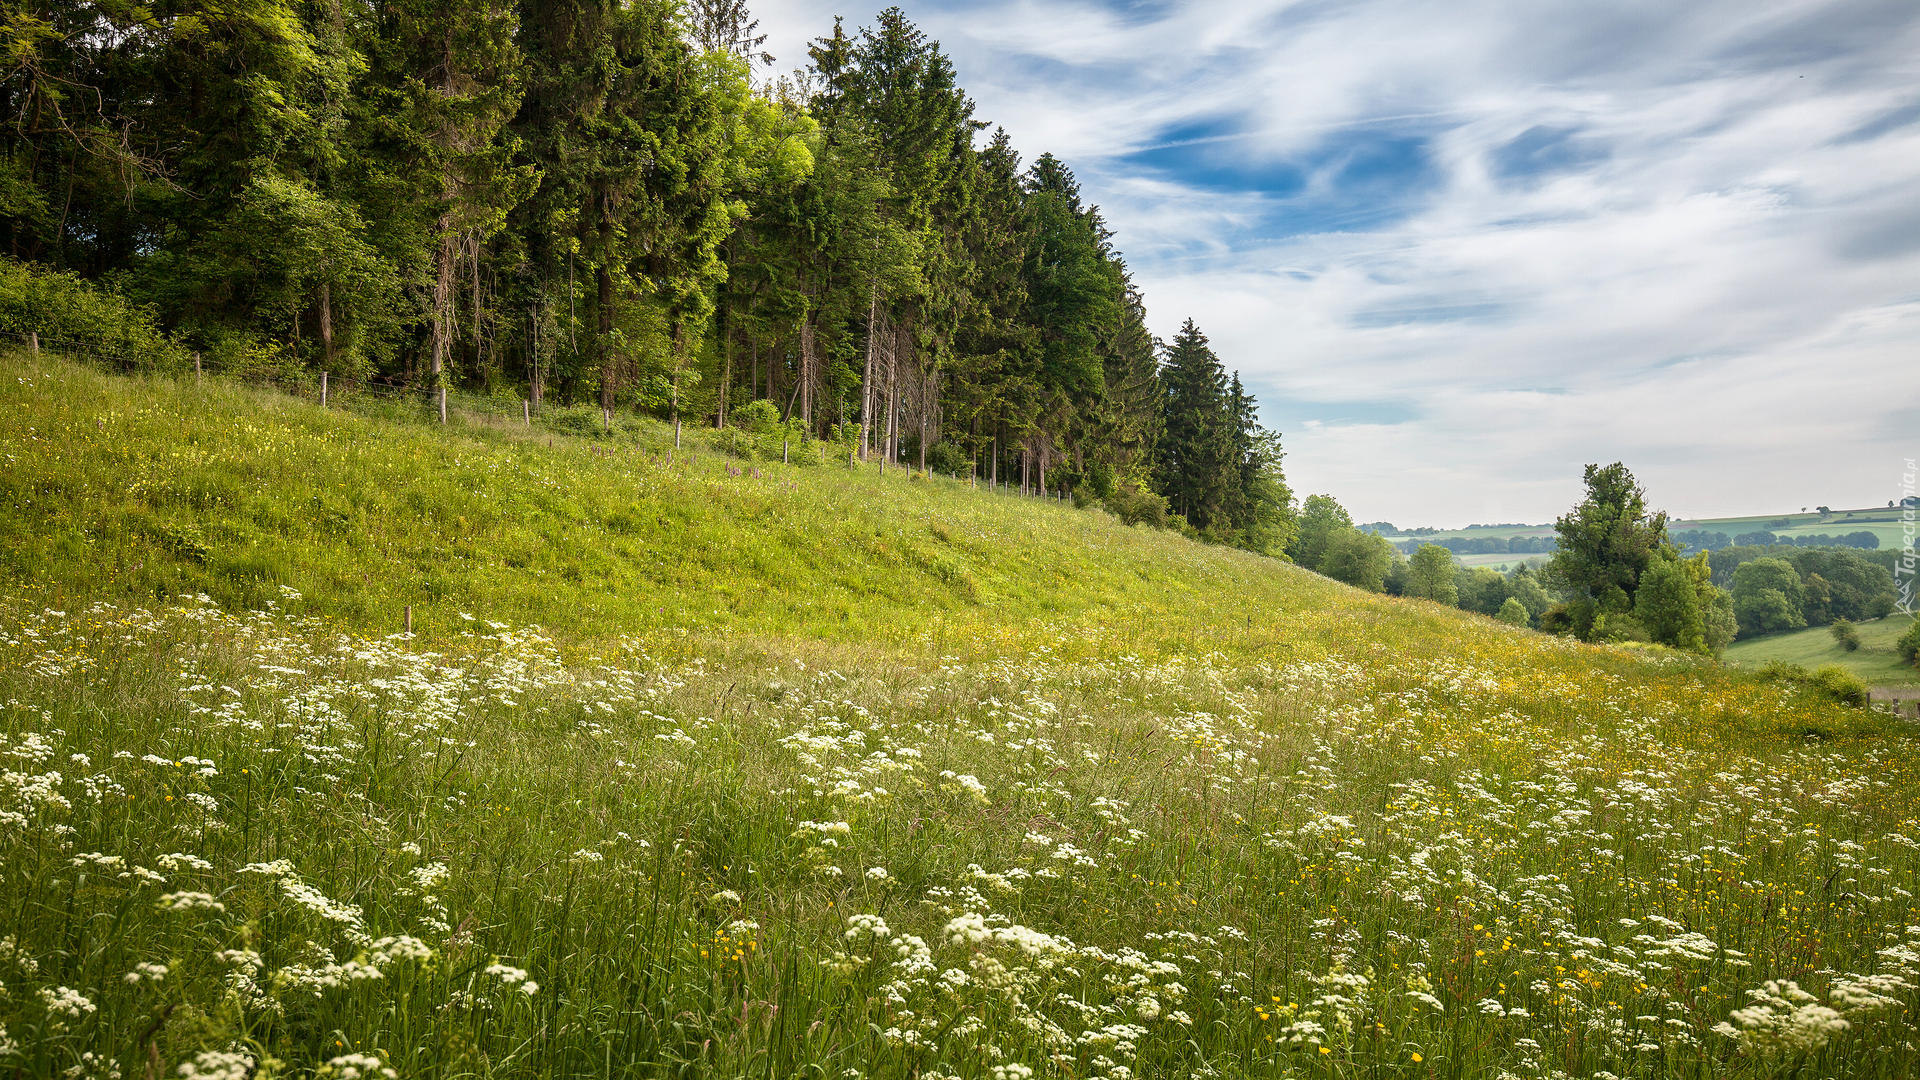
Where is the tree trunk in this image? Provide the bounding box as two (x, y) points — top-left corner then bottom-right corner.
(471, 233), (483, 374)
(432, 210), (456, 385)
(318, 281), (334, 367)
(799, 316), (815, 429)
(861, 287), (877, 460)
(717, 303), (730, 429)
(596, 250), (614, 413)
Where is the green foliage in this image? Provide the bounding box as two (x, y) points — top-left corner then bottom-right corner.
(0, 259), (190, 368)
(1406, 544), (1459, 604)
(1632, 551), (1731, 655)
(1547, 462), (1670, 629)
(1454, 566), (1509, 615)
(1749, 658), (1874, 707)
(1899, 619), (1920, 667)
(1291, 494), (1354, 572)
(1319, 530), (1394, 592)
(1504, 565), (1552, 619)
(1732, 558), (1808, 638)
(1810, 664), (1871, 707)
(1830, 618), (1862, 652)
(1, 2), (1288, 561)
(1497, 596), (1531, 627)
(1104, 482), (1171, 529)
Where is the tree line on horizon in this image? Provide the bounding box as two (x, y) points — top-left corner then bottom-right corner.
(0, 1), (1292, 548)
(1286, 464), (1905, 654)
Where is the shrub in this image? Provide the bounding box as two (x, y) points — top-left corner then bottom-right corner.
(1594, 612), (1651, 644)
(1898, 619), (1920, 667)
(1829, 618), (1861, 652)
(1105, 484), (1170, 529)
(1809, 665), (1870, 707)
(0, 257), (191, 369)
(712, 426), (759, 459)
(732, 399), (780, 436)
(1756, 660), (1871, 708)
(1497, 597), (1531, 627)
(926, 441), (969, 477)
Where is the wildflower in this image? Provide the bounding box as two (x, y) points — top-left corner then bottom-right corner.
(125, 961), (170, 984)
(157, 892), (226, 913)
(318, 1053), (397, 1080)
(39, 985), (95, 1019)
(866, 866), (889, 881)
(176, 1051), (253, 1080)
(485, 963), (538, 995)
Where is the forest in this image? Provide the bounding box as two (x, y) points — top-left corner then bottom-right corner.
(0, 0), (1289, 547)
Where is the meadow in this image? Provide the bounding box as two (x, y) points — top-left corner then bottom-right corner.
(1724, 616), (1920, 689)
(3, 355), (1919, 1079)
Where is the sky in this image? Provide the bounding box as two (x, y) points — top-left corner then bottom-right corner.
(759, 0), (1920, 527)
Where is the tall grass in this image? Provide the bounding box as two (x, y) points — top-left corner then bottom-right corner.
(1, 355), (1916, 1079)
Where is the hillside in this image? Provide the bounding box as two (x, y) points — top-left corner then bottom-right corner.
(1725, 615), (1920, 689)
(3, 355), (1918, 1079)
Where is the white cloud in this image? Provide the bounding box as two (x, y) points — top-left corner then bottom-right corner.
(763, 0), (1920, 524)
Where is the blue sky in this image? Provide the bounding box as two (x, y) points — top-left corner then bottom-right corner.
(761, 0), (1920, 526)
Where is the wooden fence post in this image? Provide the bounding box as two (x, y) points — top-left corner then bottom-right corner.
(28, 331), (38, 357)
(320, 371), (328, 407)
(438, 385), (447, 424)
(194, 352), (201, 384)
(782, 439), (790, 465)
(523, 399), (530, 428)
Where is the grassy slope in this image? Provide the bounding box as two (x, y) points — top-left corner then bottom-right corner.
(0, 355), (1355, 655)
(4, 354), (1920, 1080)
(1724, 615), (1920, 687)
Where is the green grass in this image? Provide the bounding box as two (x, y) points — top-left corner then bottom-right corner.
(3, 353), (1920, 1080)
(0, 354), (1341, 655)
(1723, 615), (1920, 688)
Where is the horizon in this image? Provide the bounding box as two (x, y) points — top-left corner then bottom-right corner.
(763, 0), (1920, 526)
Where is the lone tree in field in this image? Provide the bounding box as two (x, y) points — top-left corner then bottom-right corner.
(1548, 462), (1669, 608)
(1545, 462), (1734, 651)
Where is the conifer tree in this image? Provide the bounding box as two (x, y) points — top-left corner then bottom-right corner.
(1155, 318), (1232, 529)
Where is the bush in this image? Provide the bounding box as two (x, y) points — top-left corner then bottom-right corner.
(926, 440), (969, 477)
(1830, 618), (1861, 652)
(1756, 660), (1871, 708)
(1105, 484), (1169, 528)
(1898, 619), (1920, 667)
(1594, 612), (1650, 644)
(732, 399), (780, 436)
(1497, 596), (1531, 627)
(0, 257), (191, 370)
(1809, 665), (1870, 707)
(712, 426), (759, 459)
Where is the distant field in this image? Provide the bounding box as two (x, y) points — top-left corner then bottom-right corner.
(1378, 524), (1555, 543)
(1723, 615), (1920, 687)
(1381, 504), (1914, 553)
(1455, 552), (1546, 571)
(1672, 507), (1912, 550)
